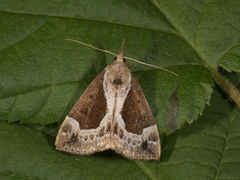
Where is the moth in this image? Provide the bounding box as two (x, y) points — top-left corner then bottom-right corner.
(55, 39), (172, 160)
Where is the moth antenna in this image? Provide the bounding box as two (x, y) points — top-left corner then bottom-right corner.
(66, 38), (178, 76)
(65, 38), (117, 56)
(124, 56), (178, 76)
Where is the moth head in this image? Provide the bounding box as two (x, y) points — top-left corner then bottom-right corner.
(113, 56), (126, 63)
(112, 39), (125, 63)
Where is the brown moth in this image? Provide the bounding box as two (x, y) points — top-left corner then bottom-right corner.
(55, 40), (161, 160)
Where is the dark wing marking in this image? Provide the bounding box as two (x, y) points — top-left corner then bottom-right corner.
(121, 73), (155, 135)
(68, 71), (107, 129)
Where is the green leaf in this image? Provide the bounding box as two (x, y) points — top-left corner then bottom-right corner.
(0, 0), (240, 179)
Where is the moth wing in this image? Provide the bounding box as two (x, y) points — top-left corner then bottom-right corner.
(113, 73), (161, 160)
(55, 71), (111, 155)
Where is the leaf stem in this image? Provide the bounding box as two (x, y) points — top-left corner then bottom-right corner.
(212, 69), (240, 107)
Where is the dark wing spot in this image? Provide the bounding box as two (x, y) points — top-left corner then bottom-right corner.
(106, 124), (111, 134)
(114, 123), (118, 135)
(113, 79), (123, 85)
(89, 95), (92, 98)
(128, 138), (132, 144)
(63, 141), (69, 147)
(69, 134), (78, 145)
(152, 137), (156, 142)
(89, 134), (94, 141)
(148, 133), (157, 142)
(142, 140), (148, 150)
(62, 124), (72, 133)
(99, 127), (105, 137)
(119, 129), (124, 139)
